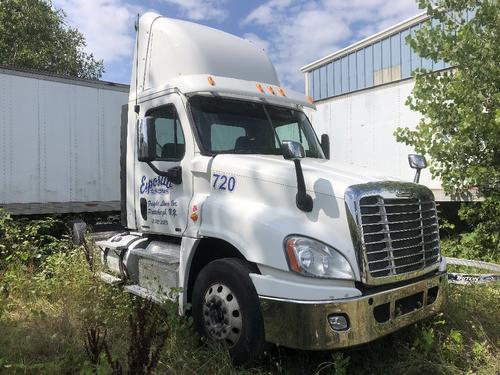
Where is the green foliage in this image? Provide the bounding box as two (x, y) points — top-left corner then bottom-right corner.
(0, 209), (68, 270)
(441, 204), (500, 263)
(1, 214), (498, 374)
(395, 0), (500, 259)
(396, 0), (499, 197)
(312, 353), (350, 375)
(0, 0), (104, 79)
(456, 200), (500, 262)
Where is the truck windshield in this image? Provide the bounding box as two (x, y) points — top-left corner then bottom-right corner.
(189, 96), (324, 158)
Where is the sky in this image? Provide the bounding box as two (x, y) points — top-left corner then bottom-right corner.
(52, 0), (422, 92)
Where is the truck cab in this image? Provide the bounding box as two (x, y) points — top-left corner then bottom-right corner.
(98, 12), (447, 363)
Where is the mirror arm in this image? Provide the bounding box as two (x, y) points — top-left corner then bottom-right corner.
(147, 162), (182, 185)
(293, 159), (313, 212)
(413, 169), (421, 184)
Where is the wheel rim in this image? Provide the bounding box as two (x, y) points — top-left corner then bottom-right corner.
(202, 283), (242, 347)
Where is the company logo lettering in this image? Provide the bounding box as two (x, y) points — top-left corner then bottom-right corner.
(140, 175), (173, 195)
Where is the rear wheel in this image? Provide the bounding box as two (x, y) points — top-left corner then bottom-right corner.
(192, 258), (266, 364)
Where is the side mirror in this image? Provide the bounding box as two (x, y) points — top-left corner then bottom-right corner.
(282, 140), (305, 160)
(408, 154), (427, 183)
(137, 117), (156, 162)
(282, 140), (313, 212)
(320, 133), (330, 159)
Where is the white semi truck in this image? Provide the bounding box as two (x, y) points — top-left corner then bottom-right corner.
(97, 13), (447, 363)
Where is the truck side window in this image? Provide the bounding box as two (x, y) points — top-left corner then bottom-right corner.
(146, 105), (185, 161)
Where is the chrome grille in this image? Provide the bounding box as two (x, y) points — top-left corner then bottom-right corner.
(358, 196), (440, 278)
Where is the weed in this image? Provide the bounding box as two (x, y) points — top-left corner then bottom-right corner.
(0, 211), (498, 374)
(313, 353), (350, 375)
(122, 298), (169, 375)
(84, 325), (108, 372)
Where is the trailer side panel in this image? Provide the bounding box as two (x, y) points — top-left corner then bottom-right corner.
(0, 68), (128, 214)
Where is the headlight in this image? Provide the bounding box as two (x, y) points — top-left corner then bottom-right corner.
(284, 236), (354, 279)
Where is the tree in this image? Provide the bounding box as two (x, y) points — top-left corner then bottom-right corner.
(0, 0), (104, 79)
(395, 0), (499, 261)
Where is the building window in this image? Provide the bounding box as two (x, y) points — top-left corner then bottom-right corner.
(410, 24), (421, 72)
(341, 56), (349, 94)
(308, 71), (314, 97)
(401, 28), (411, 78)
(313, 68), (320, 100)
(334, 59), (341, 95)
(357, 49), (365, 90)
(320, 65), (327, 99)
(348, 52), (357, 91)
(373, 41), (382, 85)
(365, 45), (373, 87)
(327, 62), (334, 97)
(391, 33), (401, 81)
(381, 37), (391, 83)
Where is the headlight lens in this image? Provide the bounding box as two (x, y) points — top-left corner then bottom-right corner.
(284, 236), (354, 279)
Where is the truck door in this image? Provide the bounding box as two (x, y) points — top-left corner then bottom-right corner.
(135, 94), (193, 236)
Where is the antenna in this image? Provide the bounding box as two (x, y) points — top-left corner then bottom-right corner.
(134, 13), (140, 114)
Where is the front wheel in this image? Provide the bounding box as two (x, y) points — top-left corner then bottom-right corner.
(191, 258), (266, 364)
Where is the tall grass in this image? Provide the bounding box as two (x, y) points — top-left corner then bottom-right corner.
(0, 211), (498, 374)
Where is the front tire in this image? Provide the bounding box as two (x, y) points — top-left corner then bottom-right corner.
(192, 258), (266, 364)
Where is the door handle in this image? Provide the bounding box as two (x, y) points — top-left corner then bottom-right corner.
(140, 198), (147, 220)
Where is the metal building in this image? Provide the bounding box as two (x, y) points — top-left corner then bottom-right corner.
(301, 11), (474, 201)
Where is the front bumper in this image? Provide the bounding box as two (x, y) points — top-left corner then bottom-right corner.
(259, 271), (447, 350)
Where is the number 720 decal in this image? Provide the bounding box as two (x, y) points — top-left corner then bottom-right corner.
(212, 173), (236, 192)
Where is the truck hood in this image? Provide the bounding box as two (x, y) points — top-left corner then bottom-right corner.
(210, 154), (402, 199)
(200, 153), (403, 278)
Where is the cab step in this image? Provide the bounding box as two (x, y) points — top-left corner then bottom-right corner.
(124, 284), (170, 304)
(98, 271), (124, 286)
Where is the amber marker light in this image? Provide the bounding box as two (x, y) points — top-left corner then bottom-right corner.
(267, 85), (275, 95)
(286, 239), (301, 272)
(207, 76), (215, 86)
(306, 95), (314, 104)
(256, 83), (264, 93)
(278, 87), (286, 96)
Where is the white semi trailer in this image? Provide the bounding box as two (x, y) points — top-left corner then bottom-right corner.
(301, 80), (447, 199)
(0, 66), (128, 215)
(97, 13), (447, 363)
